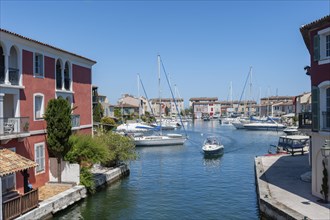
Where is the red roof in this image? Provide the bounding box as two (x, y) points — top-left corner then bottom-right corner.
(0, 28), (97, 64)
(0, 148), (38, 177)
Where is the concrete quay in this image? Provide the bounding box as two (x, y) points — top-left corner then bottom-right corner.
(15, 164), (129, 220)
(255, 154), (330, 220)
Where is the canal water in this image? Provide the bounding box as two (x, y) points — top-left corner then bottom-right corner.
(54, 120), (283, 220)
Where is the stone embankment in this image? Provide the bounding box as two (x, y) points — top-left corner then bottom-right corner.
(16, 164), (129, 220)
(255, 154), (330, 220)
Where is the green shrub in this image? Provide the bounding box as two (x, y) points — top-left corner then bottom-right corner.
(101, 117), (116, 125)
(65, 134), (109, 167)
(80, 167), (95, 194)
(100, 132), (138, 167)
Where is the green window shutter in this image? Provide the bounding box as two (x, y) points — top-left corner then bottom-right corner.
(313, 35), (320, 61)
(312, 86), (319, 131)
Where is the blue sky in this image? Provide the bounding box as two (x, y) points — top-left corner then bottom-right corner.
(1, 1), (329, 107)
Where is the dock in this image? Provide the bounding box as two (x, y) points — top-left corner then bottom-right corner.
(255, 154), (330, 220)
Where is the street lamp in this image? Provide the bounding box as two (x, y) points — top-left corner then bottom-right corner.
(321, 140), (330, 159)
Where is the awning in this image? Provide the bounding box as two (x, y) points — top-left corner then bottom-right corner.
(0, 148), (38, 177)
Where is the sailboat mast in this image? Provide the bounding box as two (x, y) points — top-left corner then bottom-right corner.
(249, 66), (253, 116)
(158, 55), (162, 134)
(137, 73), (141, 121)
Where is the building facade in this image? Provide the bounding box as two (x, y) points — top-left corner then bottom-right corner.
(257, 96), (295, 117)
(300, 15), (330, 200)
(149, 98), (184, 117)
(98, 94), (114, 118)
(189, 97), (221, 119)
(0, 29), (96, 194)
(219, 100), (257, 117)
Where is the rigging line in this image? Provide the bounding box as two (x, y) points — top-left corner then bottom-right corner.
(138, 74), (156, 121)
(159, 56), (187, 137)
(237, 67), (252, 108)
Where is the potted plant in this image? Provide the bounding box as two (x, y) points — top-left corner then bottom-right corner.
(23, 122), (29, 132)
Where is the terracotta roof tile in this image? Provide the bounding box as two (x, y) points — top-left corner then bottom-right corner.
(0, 148), (37, 177)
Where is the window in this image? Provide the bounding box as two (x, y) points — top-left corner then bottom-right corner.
(35, 143), (45, 173)
(312, 86), (319, 131)
(34, 94), (44, 120)
(316, 28), (330, 64)
(326, 88), (330, 129)
(56, 60), (62, 89)
(64, 62), (70, 90)
(34, 53), (44, 77)
(326, 35), (330, 58)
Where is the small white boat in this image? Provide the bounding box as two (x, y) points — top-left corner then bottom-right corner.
(243, 122), (286, 130)
(116, 122), (154, 132)
(243, 116), (286, 131)
(134, 133), (186, 146)
(283, 126), (299, 135)
(202, 136), (224, 156)
(271, 135), (310, 155)
(232, 118), (250, 129)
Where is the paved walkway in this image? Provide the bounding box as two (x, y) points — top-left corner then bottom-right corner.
(255, 154), (330, 220)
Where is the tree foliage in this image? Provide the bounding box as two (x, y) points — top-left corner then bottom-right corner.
(101, 117), (116, 126)
(44, 97), (72, 182)
(44, 98), (72, 157)
(93, 102), (103, 122)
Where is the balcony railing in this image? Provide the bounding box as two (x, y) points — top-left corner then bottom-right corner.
(0, 67), (19, 85)
(9, 68), (19, 85)
(2, 189), (39, 220)
(71, 114), (80, 128)
(0, 65), (4, 84)
(322, 111), (330, 131)
(298, 112), (312, 129)
(0, 117), (29, 136)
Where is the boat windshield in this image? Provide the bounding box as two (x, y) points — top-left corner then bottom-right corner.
(278, 136), (310, 148)
(206, 137), (219, 145)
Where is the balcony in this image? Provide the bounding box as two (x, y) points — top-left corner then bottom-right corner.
(0, 117), (30, 139)
(2, 189), (39, 220)
(9, 68), (19, 85)
(298, 112), (312, 129)
(0, 67), (19, 85)
(0, 65), (4, 84)
(321, 111), (330, 131)
(71, 114), (80, 128)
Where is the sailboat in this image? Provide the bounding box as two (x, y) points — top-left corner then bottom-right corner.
(134, 55), (187, 147)
(231, 67), (254, 129)
(116, 74), (155, 133)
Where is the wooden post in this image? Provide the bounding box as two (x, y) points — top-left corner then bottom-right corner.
(21, 170), (29, 193)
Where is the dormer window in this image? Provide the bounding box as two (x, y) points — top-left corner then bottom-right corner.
(34, 53), (44, 77)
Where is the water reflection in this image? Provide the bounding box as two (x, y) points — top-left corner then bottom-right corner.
(55, 120), (282, 220)
(203, 154), (223, 168)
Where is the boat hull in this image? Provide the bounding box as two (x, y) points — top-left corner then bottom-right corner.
(243, 123), (286, 131)
(202, 144), (224, 155)
(134, 135), (186, 146)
